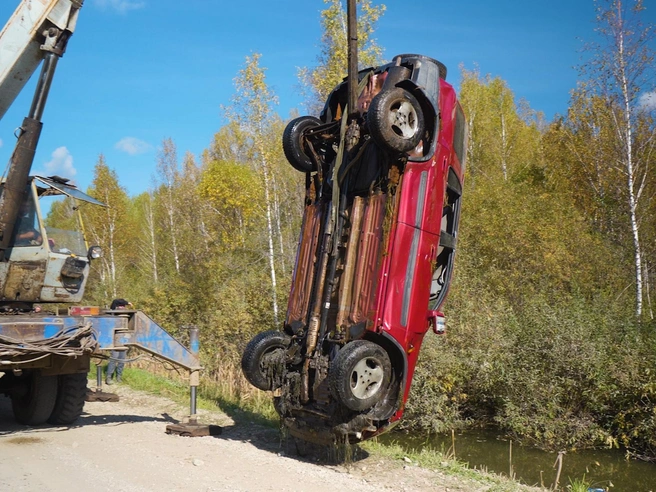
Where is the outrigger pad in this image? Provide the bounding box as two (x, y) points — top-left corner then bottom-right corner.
(85, 389), (119, 402)
(165, 422), (222, 437)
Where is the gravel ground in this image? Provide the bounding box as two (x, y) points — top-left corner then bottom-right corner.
(0, 382), (533, 492)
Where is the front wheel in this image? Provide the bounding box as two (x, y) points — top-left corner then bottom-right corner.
(11, 372), (58, 425)
(328, 340), (392, 412)
(241, 330), (291, 391)
(367, 87), (425, 154)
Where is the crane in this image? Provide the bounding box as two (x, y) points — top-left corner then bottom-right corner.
(0, 1), (210, 437)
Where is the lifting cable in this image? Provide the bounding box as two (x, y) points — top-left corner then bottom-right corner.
(0, 323), (95, 362)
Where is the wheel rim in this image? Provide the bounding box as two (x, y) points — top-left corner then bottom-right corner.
(387, 100), (419, 139)
(349, 357), (385, 399)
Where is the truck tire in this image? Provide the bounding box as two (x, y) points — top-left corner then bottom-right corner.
(241, 330), (290, 391)
(11, 372), (58, 425)
(48, 373), (88, 425)
(329, 340), (391, 412)
(367, 87), (424, 154)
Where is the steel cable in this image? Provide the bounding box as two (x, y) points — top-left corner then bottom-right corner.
(0, 323), (96, 362)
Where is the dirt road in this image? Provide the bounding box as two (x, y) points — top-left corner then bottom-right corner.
(0, 383), (523, 492)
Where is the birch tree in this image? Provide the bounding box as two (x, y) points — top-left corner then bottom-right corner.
(579, 0), (655, 317)
(459, 70), (536, 183)
(156, 138), (181, 275)
(84, 155), (130, 300)
(225, 53), (281, 325)
(133, 191), (158, 284)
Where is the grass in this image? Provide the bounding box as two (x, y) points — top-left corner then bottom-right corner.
(89, 361), (279, 426)
(361, 439), (538, 491)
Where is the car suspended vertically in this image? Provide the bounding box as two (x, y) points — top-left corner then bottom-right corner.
(243, 53), (467, 444)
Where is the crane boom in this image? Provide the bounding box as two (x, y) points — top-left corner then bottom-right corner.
(0, 0), (83, 120)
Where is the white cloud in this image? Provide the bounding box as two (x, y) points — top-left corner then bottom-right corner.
(0, 138), (3, 148)
(639, 91), (656, 111)
(92, 0), (146, 14)
(115, 137), (152, 155)
(38, 146), (76, 179)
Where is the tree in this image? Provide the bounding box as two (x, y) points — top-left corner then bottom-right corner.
(132, 191), (159, 284)
(576, 0), (655, 317)
(155, 138), (181, 275)
(198, 159), (263, 248)
(298, 0), (386, 113)
(459, 68), (542, 184)
(225, 53), (282, 325)
(83, 155), (130, 301)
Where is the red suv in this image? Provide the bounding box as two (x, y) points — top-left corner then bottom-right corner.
(243, 54), (467, 444)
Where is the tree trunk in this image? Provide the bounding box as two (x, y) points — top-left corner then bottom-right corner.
(261, 156), (280, 326)
(144, 194), (158, 284)
(271, 171), (286, 272)
(618, 18), (643, 318)
(501, 112), (508, 180)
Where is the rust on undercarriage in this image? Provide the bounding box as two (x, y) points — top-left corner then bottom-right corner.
(286, 202), (324, 328)
(348, 192), (386, 329)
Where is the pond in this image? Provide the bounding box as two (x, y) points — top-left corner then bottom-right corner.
(379, 429), (656, 491)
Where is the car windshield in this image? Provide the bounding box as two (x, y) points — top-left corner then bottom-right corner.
(40, 194), (87, 256)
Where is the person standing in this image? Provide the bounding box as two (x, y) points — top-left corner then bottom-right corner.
(106, 298), (132, 385)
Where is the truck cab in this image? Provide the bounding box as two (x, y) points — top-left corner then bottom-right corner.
(0, 175), (103, 308)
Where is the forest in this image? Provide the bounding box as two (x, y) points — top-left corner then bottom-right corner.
(46, 0), (656, 459)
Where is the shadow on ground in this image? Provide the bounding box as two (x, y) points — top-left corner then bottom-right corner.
(1, 386), (370, 466)
(0, 394), (177, 436)
(203, 394), (370, 466)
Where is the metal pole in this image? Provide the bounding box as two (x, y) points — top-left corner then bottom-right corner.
(347, 0), (358, 118)
(96, 364), (103, 389)
(28, 52), (60, 121)
(0, 43), (62, 258)
(188, 325), (199, 423)
(190, 386), (197, 419)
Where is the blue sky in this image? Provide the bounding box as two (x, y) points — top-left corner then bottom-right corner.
(0, 0), (654, 197)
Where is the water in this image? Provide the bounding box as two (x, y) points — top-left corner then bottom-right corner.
(380, 429), (656, 491)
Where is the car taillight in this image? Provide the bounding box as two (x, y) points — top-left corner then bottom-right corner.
(428, 310), (446, 335)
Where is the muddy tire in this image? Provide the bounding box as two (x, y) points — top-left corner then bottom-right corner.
(241, 330), (290, 391)
(282, 116), (322, 173)
(329, 340), (392, 412)
(367, 87), (424, 154)
(48, 373), (88, 425)
(11, 372), (58, 425)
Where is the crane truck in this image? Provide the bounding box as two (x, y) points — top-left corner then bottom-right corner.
(0, 0), (203, 431)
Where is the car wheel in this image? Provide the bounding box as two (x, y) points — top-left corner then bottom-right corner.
(367, 87), (424, 154)
(329, 340), (392, 412)
(11, 372), (58, 425)
(241, 330), (291, 391)
(282, 116), (322, 173)
(48, 373), (88, 425)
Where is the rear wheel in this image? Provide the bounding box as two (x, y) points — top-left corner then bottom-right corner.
(241, 330), (290, 391)
(329, 340), (391, 411)
(11, 372), (58, 425)
(282, 116), (322, 172)
(48, 373), (88, 425)
(367, 87), (424, 154)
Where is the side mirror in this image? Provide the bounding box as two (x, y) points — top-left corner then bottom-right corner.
(88, 245), (102, 259)
(428, 310), (446, 335)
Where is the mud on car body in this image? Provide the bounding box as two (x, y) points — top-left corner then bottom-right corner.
(242, 54), (467, 444)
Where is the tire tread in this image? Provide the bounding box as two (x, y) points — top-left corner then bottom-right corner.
(48, 373), (88, 425)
